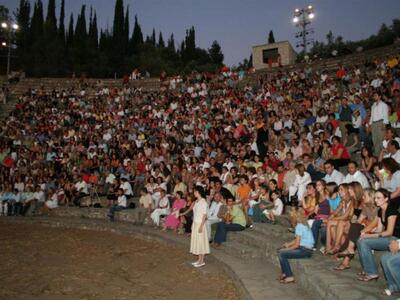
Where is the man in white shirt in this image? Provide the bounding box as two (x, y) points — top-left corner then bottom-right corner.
(206, 193), (223, 242)
(108, 188), (127, 222)
(119, 178), (133, 198)
(384, 140), (400, 164)
(150, 189), (170, 227)
(288, 164), (312, 206)
(323, 160), (344, 185)
(369, 92), (389, 156)
(73, 179), (89, 206)
(344, 161), (370, 189)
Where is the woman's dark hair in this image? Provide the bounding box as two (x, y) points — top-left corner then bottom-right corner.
(194, 185), (206, 198)
(382, 157), (400, 174)
(361, 146), (373, 158)
(376, 188), (391, 201)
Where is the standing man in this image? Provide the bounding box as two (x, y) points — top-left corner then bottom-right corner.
(369, 92), (389, 156)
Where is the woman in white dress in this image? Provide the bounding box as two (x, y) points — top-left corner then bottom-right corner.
(190, 186), (210, 268)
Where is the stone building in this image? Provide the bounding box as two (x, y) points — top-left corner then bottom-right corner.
(252, 41), (297, 70)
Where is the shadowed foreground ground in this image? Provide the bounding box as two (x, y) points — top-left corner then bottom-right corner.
(0, 222), (239, 300)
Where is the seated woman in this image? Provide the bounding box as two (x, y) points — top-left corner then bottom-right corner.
(277, 208), (314, 284)
(357, 188), (400, 281)
(311, 180), (331, 246)
(302, 183), (317, 217)
(325, 183), (354, 255)
(334, 189), (377, 270)
(163, 191), (186, 232)
(42, 188), (59, 213)
(180, 194), (195, 235)
(330, 136), (350, 170)
(381, 239), (400, 296)
(251, 185), (271, 223)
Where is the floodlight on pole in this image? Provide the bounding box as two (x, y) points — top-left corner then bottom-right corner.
(292, 5), (315, 53)
(0, 21), (19, 76)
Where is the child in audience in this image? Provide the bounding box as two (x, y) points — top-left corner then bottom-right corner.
(263, 190), (283, 224)
(277, 208), (314, 284)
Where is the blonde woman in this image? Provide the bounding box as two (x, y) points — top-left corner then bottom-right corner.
(277, 208), (315, 284)
(190, 186), (209, 268)
(325, 183), (354, 255)
(334, 189), (377, 270)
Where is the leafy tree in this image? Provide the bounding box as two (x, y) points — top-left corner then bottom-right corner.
(208, 40), (224, 65)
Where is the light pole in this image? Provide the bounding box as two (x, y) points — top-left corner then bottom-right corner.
(292, 5), (315, 53)
(1, 22), (19, 77)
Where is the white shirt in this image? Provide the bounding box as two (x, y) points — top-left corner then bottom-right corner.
(105, 173), (116, 184)
(386, 149), (400, 164)
(158, 196), (170, 209)
(33, 191), (45, 202)
(75, 181), (89, 194)
(344, 170), (370, 189)
(370, 100), (389, 125)
(293, 172), (312, 188)
(117, 195), (127, 207)
(193, 198), (208, 223)
(207, 201), (222, 221)
(324, 169), (344, 185)
(120, 181), (133, 196)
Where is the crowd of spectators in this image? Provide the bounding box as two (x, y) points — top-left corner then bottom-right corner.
(1, 52), (400, 295)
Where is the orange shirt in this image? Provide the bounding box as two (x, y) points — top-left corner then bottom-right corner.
(237, 184), (251, 201)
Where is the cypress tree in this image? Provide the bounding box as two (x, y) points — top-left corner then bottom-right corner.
(66, 13), (74, 47)
(158, 32), (165, 48)
(30, 0), (44, 39)
(16, 0), (31, 70)
(113, 0), (125, 50)
(89, 12), (99, 49)
(74, 5), (87, 45)
(45, 0), (57, 34)
(268, 30), (275, 44)
(59, 0), (65, 43)
(151, 28), (156, 46)
(167, 33), (175, 52)
(129, 15), (143, 54)
(124, 6), (129, 53)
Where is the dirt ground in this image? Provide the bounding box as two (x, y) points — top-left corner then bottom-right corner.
(0, 222), (240, 300)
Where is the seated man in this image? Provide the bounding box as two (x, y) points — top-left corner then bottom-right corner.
(206, 192), (223, 242)
(108, 188), (127, 222)
(150, 189), (170, 227)
(73, 178), (89, 206)
(133, 188), (153, 224)
(213, 197), (246, 248)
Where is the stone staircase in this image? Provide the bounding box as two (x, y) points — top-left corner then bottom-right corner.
(7, 77), (161, 98)
(13, 207), (388, 300)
